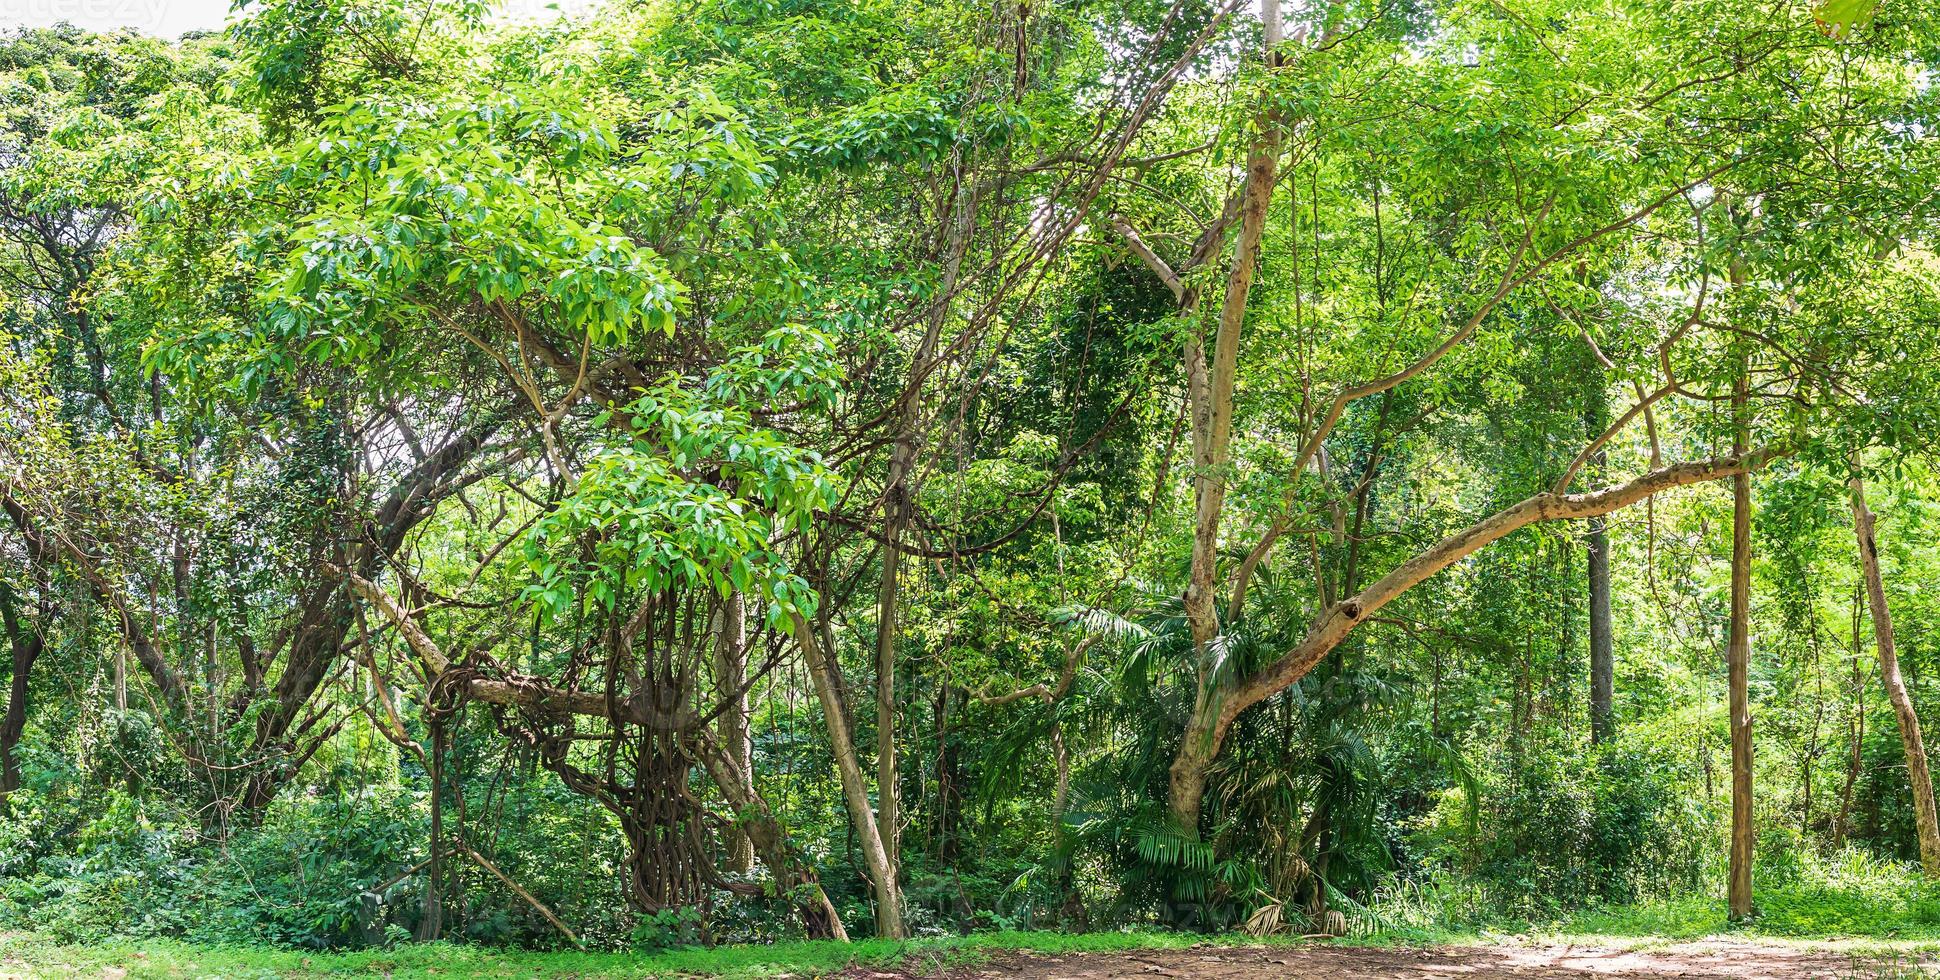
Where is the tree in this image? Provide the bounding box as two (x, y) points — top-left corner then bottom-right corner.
(1106, 0), (1866, 839)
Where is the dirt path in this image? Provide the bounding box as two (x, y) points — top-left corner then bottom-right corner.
(870, 940), (1928, 979)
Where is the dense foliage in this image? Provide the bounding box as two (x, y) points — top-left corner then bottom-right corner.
(3, 0), (1940, 954)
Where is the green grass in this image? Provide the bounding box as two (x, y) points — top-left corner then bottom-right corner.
(1536, 885), (1940, 946)
(14, 887), (1940, 980)
(0, 929), (1286, 979)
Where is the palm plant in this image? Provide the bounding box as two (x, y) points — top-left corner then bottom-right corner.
(1036, 567), (1473, 932)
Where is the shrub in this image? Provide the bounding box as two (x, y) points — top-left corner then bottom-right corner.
(0, 770), (638, 950)
(1414, 739), (1709, 915)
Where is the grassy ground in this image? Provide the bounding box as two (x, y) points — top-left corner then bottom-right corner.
(1543, 882), (1940, 944)
(12, 928), (1940, 980)
(0, 930), (1304, 979)
(11, 885), (1940, 980)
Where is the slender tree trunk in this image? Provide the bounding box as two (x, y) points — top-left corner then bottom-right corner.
(870, 182), (977, 876)
(1050, 720), (1087, 928)
(419, 717), (445, 941)
(934, 684), (966, 864)
(871, 534), (905, 876)
(114, 637), (127, 712)
(1726, 369), (1754, 922)
(1588, 516), (1613, 742)
(714, 595), (756, 873)
(1849, 465), (1940, 877)
(791, 616), (905, 937)
(1800, 637), (1827, 837)
(1587, 382), (1614, 745)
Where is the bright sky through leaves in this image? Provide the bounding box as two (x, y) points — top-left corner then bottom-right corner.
(0, 0), (589, 37)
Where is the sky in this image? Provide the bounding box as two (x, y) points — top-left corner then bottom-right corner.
(3, 0), (232, 37)
(0, 0), (592, 39)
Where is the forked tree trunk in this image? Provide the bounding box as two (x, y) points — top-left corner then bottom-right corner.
(1726, 370), (1754, 922)
(1161, 449), (1777, 834)
(1849, 465), (1940, 877)
(1168, 0), (1283, 833)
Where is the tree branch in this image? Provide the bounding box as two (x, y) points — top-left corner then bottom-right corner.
(1219, 445), (1789, 736)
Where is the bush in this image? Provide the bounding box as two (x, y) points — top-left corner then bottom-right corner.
(0, 789), (197, 942)
(188, 788), (425, 948)
(1414, 740), (1709, 916)
(0, 770), (638, 950)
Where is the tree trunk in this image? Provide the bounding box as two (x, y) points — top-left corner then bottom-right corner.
(1849, 465), (1940, 877)
(934, 684), (966, 864)
(714, 594), (756, 874)
(1587, 383), (1614, 745)
(1726, 370), (1754, 921)
(419, 716), (445, 941)
(791, 616), (905, 938)
(692, 731), (848, 940)
(1168, 0), (1283, 834)
(0, 638), (35, 799)
(870, 181), (977, 876)
(0, 582), (45, 801)
(1051, 721), (1087, 928)
(871, 530), (905, 877)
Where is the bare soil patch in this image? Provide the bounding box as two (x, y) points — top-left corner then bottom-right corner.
(855, 940), (1925, 979)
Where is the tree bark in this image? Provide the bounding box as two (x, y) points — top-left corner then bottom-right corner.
(1588, 516), (1613, 743)
(419, 716), (445, 941)
(1849, 465), (1940, 877)
(1726, 371), (1754, 922)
